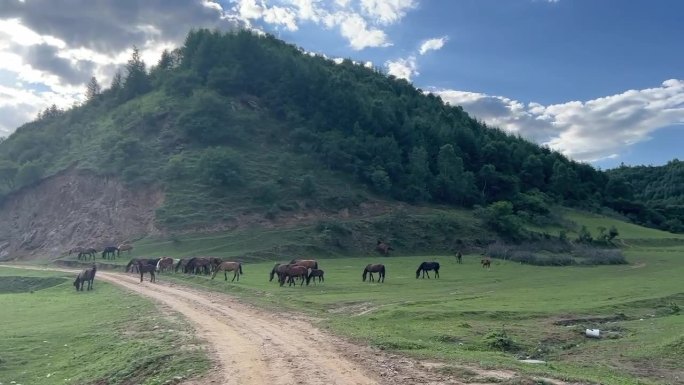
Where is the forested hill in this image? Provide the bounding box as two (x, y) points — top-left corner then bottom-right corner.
(605, 160), (684, 232)
(0, 29), (680, 234)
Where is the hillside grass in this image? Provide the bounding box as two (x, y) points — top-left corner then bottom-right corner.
(0, 267), (209, 385)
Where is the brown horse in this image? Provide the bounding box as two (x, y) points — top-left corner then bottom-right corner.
(362, 264), (386, 283)
(376, 240), (393, 256)
(481, 257), (491, 269)
(138, 261), (156, 283)
(74, 265), (97, 291)
(455, 251), (462, 264)
(117, 243), (133, 256)
(211, 261), (243, 282)
(269, 263), (288, 282)
(279, 264), (308, 287)
(306, 269), (324, 285)
(156, 257), (175, 273)
(290, 259), (319, 270)
(185, 257), (212, 275)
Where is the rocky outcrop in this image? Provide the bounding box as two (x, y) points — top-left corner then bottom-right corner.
(0, 169), (162, 260)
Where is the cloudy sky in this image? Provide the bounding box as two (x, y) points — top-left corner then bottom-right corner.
(0, 0), (682, 168)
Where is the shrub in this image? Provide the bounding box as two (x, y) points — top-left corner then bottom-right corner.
(198, 147), (243, 188)
(300, 174), (316, 197)
(483, 329), (519, 352)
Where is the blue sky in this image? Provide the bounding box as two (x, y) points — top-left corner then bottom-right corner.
(0, 0), (682, 167)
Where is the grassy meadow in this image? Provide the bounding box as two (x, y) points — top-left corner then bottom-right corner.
(50, 209), (684, 384)
(0, 267), (209, 385)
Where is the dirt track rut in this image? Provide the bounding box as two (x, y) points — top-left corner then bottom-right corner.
(97, 271), (377, 385)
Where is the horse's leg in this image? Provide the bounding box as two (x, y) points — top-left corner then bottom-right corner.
(232, 271), (238, 282)
(140, 271), (144, 283)
(436, 269), (439, 278)
(152, 271), (156, 283)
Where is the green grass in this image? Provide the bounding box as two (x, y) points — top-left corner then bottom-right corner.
(147, 246), (682, 385)
(564, 209), (684, 241)
(0, 267), (210, 385)
(50, 209), (683, 384)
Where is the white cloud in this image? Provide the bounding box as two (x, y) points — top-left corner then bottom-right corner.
(418, 36), (447, 55)
(433, 79), (684, 162)
(231, 0), (416, 50)
(385, 56), (417, 81)
(338, 13), (390, 50)
(359, 0), (417, 25)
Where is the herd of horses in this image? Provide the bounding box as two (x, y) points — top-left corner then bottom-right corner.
(68, 243), (133, 260)
(72, 240), (494, 291)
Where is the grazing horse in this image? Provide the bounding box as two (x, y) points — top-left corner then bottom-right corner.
(117, 243), (133, 256)
(289, 259), (319, 270)
(137, 261), (156, 283)
(306, 269), (325, 285)
(80, 248), (97, 260)
(416, 261), (440, 279)
(175, 258), (189, 273)
(376, 240), (393, 256)
(269, 263), (288, 283)
(184, 257), (212, 275)
(481, 257), (491, 269)
(102, 246), (118, 260)
(211, 261), (243, 282)
(362, 264), (386, 283)
(68, 246), (85, 257)
(74, 265), (97, 291)
(209, 257), (224, 272)
(156, 257), (175, 273)
(455, 251), (462, 264)
(279, 265), (308, 287)
(126, 258), (160, 273)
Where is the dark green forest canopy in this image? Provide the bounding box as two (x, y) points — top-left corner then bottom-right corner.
(0, 29), (680, 232)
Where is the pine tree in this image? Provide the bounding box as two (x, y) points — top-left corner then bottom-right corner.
(85, 76), (101, 101)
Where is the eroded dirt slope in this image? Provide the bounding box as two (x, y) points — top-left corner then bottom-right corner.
(0, 169), (162, 260)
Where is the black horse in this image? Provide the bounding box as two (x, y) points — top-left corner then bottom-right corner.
(126, 258), (160, 273)
(101, 246), (118, 260)
(362, 264), (386, 283)
(455, 251), (462, 264)
(74, 265), (97, 291)
(306, 269), (325, 285)
(416, 261), (440, 279)
(138, 261), (156, 283)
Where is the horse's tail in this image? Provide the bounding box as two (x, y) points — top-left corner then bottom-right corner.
(380, 265), (386, 275)
(362, 268), (368, 282)
(156, 258), (162, 272)
(239, 263), (243, 274)
(313, 261), (318, 269)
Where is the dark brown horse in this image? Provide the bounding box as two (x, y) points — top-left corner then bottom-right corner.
(269, 263), (288, 283)
(455, 251), (462, 264)
(68, 246), (85, 256)
(184, 257), (212, 275)
(290, 259), (319, 270)
(362, 264), (386, 283)
(376, 240), (393, 256)
(101, 246), (118, 260)
(211, 261), (243, 282)
(481, 257), (491, 269)
(279, 265), (308, 287)
(306, 269), (324, 285)
(126, 258), (160, 273)
(416, 261), (440, 279)
(156, 257), (175, 273)
(175, 258), (189, 273)
(138, 261), (156, 283)
(74, 265), (97, 291)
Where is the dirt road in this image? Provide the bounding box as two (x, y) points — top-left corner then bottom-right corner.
(97, 271), (379, 385)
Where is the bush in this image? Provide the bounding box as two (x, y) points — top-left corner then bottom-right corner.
(573, 245), (627, 265)
(483, 329), (519, 352)
(478, 201), (527, 241)
(253, 181), (279, 204)
(198, 147), (243, 188)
